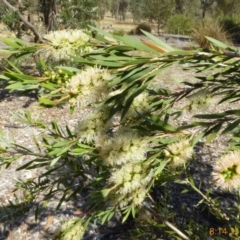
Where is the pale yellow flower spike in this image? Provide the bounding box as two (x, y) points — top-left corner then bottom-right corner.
(38, 29), (93, 61)
(212, 151), (240, 191)
(166, 139), (194, 167)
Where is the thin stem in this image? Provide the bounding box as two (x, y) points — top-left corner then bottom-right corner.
(142, 201), (190, 240)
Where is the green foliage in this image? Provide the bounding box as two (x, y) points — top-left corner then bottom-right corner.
(165, 14), (195, 35)
(57, 0), (106, 29)
(111, 28), (126, 36)
(0, 7), (20, 32)
(135, 22), (152, 35)
(218, 14), (240, 44)
(141, 0), (175, 32)
(214, 0), (240, 16)
(129, 0), (146, 22)
(2, 26), (240, 239)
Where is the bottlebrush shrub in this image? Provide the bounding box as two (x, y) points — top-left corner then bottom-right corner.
(1, 29), (240, 239)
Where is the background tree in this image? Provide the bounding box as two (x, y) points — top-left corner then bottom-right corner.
(175, 0), (200, 17)
(97, 0), (110, 20)
(129, 0), (145, 23)
(175, 0), (184, 13)
(214, 0), (240, 16)
(110, 0), (129, 21)
(39, 0), (57, 31)
(200, 0), (215, 18)
(57, 0), (107, 29)
(141, 0), (175, 34)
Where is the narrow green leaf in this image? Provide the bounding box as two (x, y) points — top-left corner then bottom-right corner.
(16, 159), (36, 170)
(116, 35), (161, 54)
(5, 82), (25, 90)
(192, 132), (205, 146)
(55, 66), (81, 73)
(150, 117), (177, 132)
(225, 109), (240, 115)
(205, 36), (228, 49)
(94, 61), (123, 67)
(66, 125), (74, 138)
(181, 189), (189, 194)
(205, 123), (222, 143)
(141, 30), (174, 51)
(222, 118), (240, 134)
(106, 45), (134, 52)
(50, 156), (61, 167)
(121, 84), (147, 120)
(35, 204), (39, 221)
(162, 50), (191, 56)
(122, 207), (131, 223)
(77, 143), (94, 149)
(154, 160), (168, 176)
(53, 140), (71, 148)
(0, 38), (20, 48)
(41, 82), (58, 90)
(6, 61), (23, 73)
(39, 98), (55, 106)
(131, 206), (136, 218)
(71, 148), (86, 155)
(0, 74), (10, 80)
(107, 211), (115, 221)
(101, 211), (111, 225)
(194, 113), (226, 119)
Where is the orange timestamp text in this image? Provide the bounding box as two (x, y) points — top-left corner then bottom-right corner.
(209, 226), (240, 237)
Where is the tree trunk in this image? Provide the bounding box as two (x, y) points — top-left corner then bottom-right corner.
(200, 0), (215, 19)
(41, 0), (57, 31)
(175, 0), (183, 14)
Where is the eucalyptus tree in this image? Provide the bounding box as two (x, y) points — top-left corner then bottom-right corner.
(110, 0), (129, 21)
(129, 0), (145, 22)
(141, 0), (175, 33)
(56, 0), (103, 29)
(200, 0), (215, 18)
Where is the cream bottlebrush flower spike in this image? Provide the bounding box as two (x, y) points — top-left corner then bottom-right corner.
(77, 106), (112, 143)
(212, 151), (240, 191)
(187, 89), (216, 112)
(38, 29), (93, 61)
(55, 218), (85, 240)
(65, 66), (112, 107)
(99, 130), (149, 166)
(108, 162), (154, 208)
(164, 139), (194, 167)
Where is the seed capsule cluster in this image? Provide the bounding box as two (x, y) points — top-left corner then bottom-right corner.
(44, 69), (70, 85)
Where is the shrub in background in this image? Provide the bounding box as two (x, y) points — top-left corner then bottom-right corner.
(165, 14), (195, 35)
(218, 14), (240, 44)
(191, 18), (232, 48)
(111, 29), (126, 36)
(135, 22), (152, 35)
(128, 28), (135, 35)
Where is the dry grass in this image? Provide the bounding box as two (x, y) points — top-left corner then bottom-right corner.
(191, 18), (232, 48)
